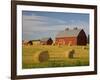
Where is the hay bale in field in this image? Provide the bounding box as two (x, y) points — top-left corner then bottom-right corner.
(83, 46), (89, 50)
(65, 49), (75, 58)
(33, 51), (49, 63)
(39, 51), (49, 62)
(68, 49), (75, 58)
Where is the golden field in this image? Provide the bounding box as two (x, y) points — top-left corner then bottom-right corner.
(22, 45), (89, 69)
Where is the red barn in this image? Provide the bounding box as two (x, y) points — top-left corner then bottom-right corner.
(55, 28), (87, 46)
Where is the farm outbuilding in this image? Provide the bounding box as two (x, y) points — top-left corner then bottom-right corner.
(27, 40), (33, 45)
(22, 40), (33, 45)
(32, 40), (40, 45)
(40, 37), (53, 45)
(55, 28), (87, 46)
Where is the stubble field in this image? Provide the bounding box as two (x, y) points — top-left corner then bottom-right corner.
(22, 45), (89, 69)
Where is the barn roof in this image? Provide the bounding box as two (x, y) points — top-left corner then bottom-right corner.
(56, 29), (83, 38)
(40, 37), (52, 42)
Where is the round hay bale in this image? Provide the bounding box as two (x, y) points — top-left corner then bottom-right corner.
(68, 49), (75, 58)
(33, 51), (49, 63)
(39, 51), (49, 62)
(65, 49), (75, 58)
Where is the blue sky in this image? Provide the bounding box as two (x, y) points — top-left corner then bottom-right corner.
(22, 11), (89, 40)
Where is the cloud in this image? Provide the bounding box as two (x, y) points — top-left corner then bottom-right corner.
(22, 12), (89, 40)
(22, 14), (68, 33)
(23, 14), (66, 25)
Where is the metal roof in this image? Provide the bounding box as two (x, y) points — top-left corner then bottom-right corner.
(40, 37), (52, 41)
(56, 29), (83, 38)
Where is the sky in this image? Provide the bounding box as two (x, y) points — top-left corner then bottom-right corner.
(22, 11), (89, 40)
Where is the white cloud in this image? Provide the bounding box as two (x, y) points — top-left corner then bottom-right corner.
(22, 14), (67, 32)
(22, 13), (89, 40)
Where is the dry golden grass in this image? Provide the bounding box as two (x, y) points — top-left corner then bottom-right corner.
(22, 45), (89, 69)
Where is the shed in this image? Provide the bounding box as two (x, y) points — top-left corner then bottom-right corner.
(40, 37), (53, 45)
(27, 40), (33, 45)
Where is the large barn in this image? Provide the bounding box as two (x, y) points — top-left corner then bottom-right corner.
(55, 28), (87, 46)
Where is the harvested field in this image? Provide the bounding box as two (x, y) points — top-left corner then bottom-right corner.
(22, 45), (89, 69)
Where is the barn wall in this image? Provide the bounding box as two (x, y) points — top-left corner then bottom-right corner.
(40, 41), (47, 45)
(56, 37), (77, 45)
(32, 41), (40, 45)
